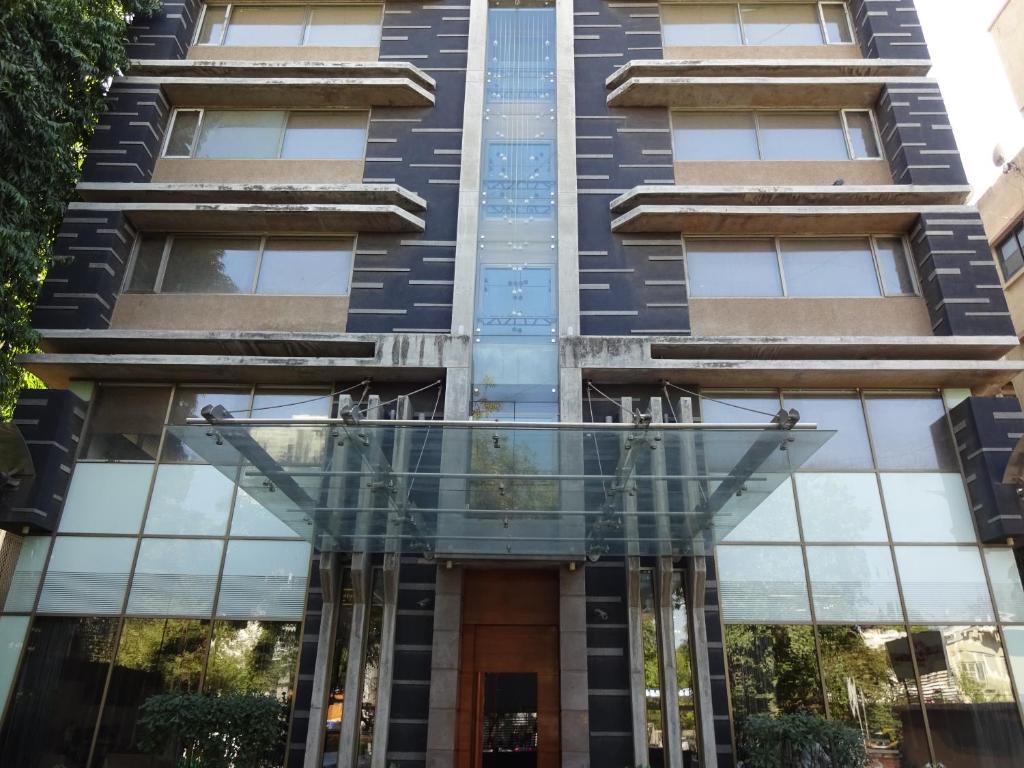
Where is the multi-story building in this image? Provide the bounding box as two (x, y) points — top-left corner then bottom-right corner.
(4, 2), (1024, 767)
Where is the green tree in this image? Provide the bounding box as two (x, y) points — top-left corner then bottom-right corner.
(0, 0), (160, 416)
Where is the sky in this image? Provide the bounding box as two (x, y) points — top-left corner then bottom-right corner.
(916, 0), (1024, 200)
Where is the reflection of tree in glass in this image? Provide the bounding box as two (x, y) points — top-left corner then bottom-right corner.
(725, 624), (822, 722)
(467, 429), (558, 515)
(204, 621), (300, 700)
(115, 619), (207, 693)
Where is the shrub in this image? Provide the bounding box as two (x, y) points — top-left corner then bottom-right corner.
(739, 713), (869, 768)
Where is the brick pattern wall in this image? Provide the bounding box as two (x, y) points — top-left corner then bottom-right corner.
(289, 554), (326, 768)
(876, 83), (968, 186)
(80, 84), (170, 184)
(849, 0), (930, 59)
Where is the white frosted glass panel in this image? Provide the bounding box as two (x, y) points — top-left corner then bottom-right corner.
(864, 396), (958, 471)
(3, 537), (51, 612)
(218, 540), (311, 619)
(1006, 628), (1024, 710)
(896, 546), (994, 623)
(128, 538), (223, 617)
(59, 463), (152, 534)
(0, 616), (29, 714)
(881, 473), (975, 543)
(230, 487), (302, 538)
(807, 546), (903, 622)
(307, 5), (382, 46)
(985, 549), (1024, 623)
(796, 473), (888, 542)
(781, 395), (873, 470)
(723, 481), (800, 542)
(224, 5), (305, 45)
(717, 545), (810, 622)
(145, 464), (234, 536)
(661, 5), (742, 46)
(38, 537), (136, 615)
(673, 112), (758, 161)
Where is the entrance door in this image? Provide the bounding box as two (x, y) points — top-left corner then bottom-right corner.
(457, 570), (560, 768)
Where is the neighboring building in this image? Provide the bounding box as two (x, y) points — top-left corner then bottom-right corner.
(4, 2), (1024, 768)
(991, 0), (1024, 115)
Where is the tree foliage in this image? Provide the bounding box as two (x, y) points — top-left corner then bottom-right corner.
(0, 0), (160, 415)
(739, 713), (869, 768)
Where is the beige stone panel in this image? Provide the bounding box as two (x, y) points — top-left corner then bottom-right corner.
(1004, 278), (1024, 338)
(991, 0), (1024, 111)
(662, 44), (861, 60)
(689, 297), (933, 337)
(187, 45), (378, 62)
(152, 158), (364, 184)
(674, 160), (893, 186)
(977, 149), (1024, 243)
(110, 294), (349, 332)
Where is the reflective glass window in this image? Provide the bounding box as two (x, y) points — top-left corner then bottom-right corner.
(781, 394), (873, 470)
(160, 236), (261, 294)
(865, 395), (958, 471)
(700, 394), (780, 425)
(759, 112), (848, 160)
(685, 238), (782, 297)
(255, 238), (354, 295)
(896, 546), (994, 623)
(717, 545), (810, 622)
(196, 5), (228, 44)
(780, 238), (881, 297)
(997, 222), (1024, 280)
(358, 569), (385, 764)
(2, 537), (50, 613)
(806, 546), (903, 622)
(845, 110), (881, 159)
(740, 3), (824, 45)
(81, 386), (170, 461)
(822, 4), (853, 42)
(661, 4), (742, 46)
(58, 463), (153, 535)
(672, 112), (759, 161)
(205, 620), (300, 697)
(670, 573), (698, 761)
(163, 109), (200, 157)
(230, 486), (304, 538)
(127, 538), (224, 616)
(723, 481), (800, 542)
(38, 537), (136, 615)
(127, 236), (166, 292)
(875, 236), (916, 295)
(985, 549), (1024, 623)
(0, 616), (29, 715)
(280, 111), (367, 160)
(640, 570), (664, 761)
(881, 473), (975, 543)
(223, 5), (306, 45)
(164, 386), (252, 462)
(144, 464), (235, 536)
(796, 473), (888, 542)
(194, 110), (287, 158)
(1005, 628), (1024, 711)
(307, 5), (382, 46)
(217, 540), (311, 619)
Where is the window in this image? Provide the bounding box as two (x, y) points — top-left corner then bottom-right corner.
(672, 109), (882, 162)
(196, 4), (383, 47)
(163, 109), (368, 160)
(996, 220), (1024, 281)
(685, 236), (917, 298)
(662, 2), (854, 47)
(125, 235), (355, 296)
(80, 385), (171, 461)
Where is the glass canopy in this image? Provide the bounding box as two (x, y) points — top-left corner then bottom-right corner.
(168, 419), (834, 558)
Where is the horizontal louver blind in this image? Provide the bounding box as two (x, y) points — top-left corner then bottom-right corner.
(216, 540), (310, 619)
(37, 537), (135, 615)
(127, 539), (223, 616)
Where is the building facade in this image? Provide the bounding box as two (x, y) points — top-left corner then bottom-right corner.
(4, 2), (1024, 768)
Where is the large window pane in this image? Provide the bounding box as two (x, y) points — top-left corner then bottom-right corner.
(1005, 628), (1024, 713)
(845, 110), (881, 159)
(163, 386), (252, 462)
(875, 236), (916, 295)
(796, 473), (888, 542)
(700, 393), (780, 425)
(0, 616), (29, 715)
(281, 111), (367, 160)
(127, 538), (224, 616)
(723, 481), (800, 542)
(164, 109), (201, 157)
(806, 546), (902, 622)
(58, 463), (153, 535)
(0, 617), (118, 768)
(38, 537), (136, 615)
(661, 4), (742, 46)
(223, 5), (306, 45)
(781, 394), (873, 470)
(672, 112), (759, 161)
(759, 111), (848, 160)
(864, 395), (958, 471)
(780, 238), (881, 297)
(822, 3), (853, 43)
(717, 545), (810, 622)
(230, 486), (304, 538)
(307, 5), (382, 46)
(217, 540), (311, 619)
(2, 537), (49, 613)
(985, 549), (1024, 623)
(896, 546), (994, 623)
(161, 236), (261, 294)
(127, 236), (165, 291)
(740, 4), (824, 45)
(881, 473), (975, 543)
(196, 5), (227, 44)
(194, 110), (287, 159)
(685, 238), (782, 297)
(255, 238), (354, 295)
(144, 464), (235, 536)
(81, 386), (170, 461)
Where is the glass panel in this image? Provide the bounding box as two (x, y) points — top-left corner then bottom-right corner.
(223, 5), (306, 46)
(161, 236), (261, 294)
(914, 626), (1024, 768)
(231, 486), (304, 538)
(217, 540), (311, 618)
(127, 538), (224, 616)
(321, 570), (355, 766)
(685, 238), (782, 297)
(81, 385), (170, 461)
(670, 573), (698, 762)
(781, 237), (880, 297)
(740, 3), (825, 45)
(196, 5), (228, 44)
(998, 227), (1024, 279)
(718, 545), (810, 622)
(672, 112), (759, 161)
(164, 109), (201, 157)
(194, 109), (287, 158)
(90, 618), (208, 768)
(0, 616), (29, 715)
(58, 463), (152, 534)
(896, 546), (995, 623)
(38, 537), (136, 615)
(482, 673), (538, 766)
(359, 569), (385, 764)
(845, 110), (881, 159)
(661, 4), (742, 46)
(864, 395), (958, 471)
(881, 473), (975, 543)
(640, 570), (664, 763)
(0, 617), (118, 768)
(782, 394), (873, 470)
(723, 481), (800, 542)
(1005, 628), (1024, 712)
(164, 386), (253, 462)
(281, 111), (367, 160)
(307, 5), (382, 46)
(759, 111), (848, 160)
(144, 464), (235, 535)
(822, 3), (853, 43)
(806, 546), (903, 622)
(700, 393), (780, 424)
(797, 473), (888, 542)
(875, 236), (916, 295)
(985, 549), (1024, 623)
(256, 238), (354, 295)
(2, 537), (49, 613)
(127, 236), (165, 292)
(817, 626), (929, 767)
(251, 388), (333, 418)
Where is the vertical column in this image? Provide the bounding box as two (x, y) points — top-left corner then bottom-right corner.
(656, 557), (684, 768)
(560, 565), (591, 768)
(626, 557), (647, 767)
(370, 554), (401, 768)
(425, 564), (463, 768)
(304, 552), (340, 768)
(338, 554), (372, 768)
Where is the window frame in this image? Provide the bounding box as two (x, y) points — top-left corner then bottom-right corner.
(122, 233), (358, 297)
(995, 219), (1024, 283)
(192, 3), (384, 48)
(659, 1), (855, 48)
(681, 235), (919, 299)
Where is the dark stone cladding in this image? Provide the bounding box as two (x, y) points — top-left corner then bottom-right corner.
(574, 0), (688, 337)
(345, 0), (469, 334)
(289, 553), (327, 768)
(876, 83), (968, 186)
(1, 389), (86, 534)
(126, 0), (204, 61)
(848, 0), (929, 60)
(909, 212), (1015, 336)
(80, 84), (170, 184)
(32, 210), (136, 330)
(950, 397), (1024, 544)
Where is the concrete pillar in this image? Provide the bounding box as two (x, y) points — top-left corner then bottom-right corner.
(560, 565), (590, 768)
(425, 564), (463, 768)
(338, 554), (372, 768)
(656, 557), (684, 768)
(370, 553), (401, 768)
(627, 557), (647, 767)
(304, 552), (340, 768)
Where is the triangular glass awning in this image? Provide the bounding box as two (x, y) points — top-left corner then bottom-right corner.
(169, 416), (834, 558)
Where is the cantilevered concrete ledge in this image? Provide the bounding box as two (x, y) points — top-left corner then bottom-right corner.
(609, 204), (976, 235)
(76, 182), (426, 212)
(609, 185), (971, 215)
(606, 75), (935, 109)
(605, 59), (932, 90)
(66, 201), (425, 233)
